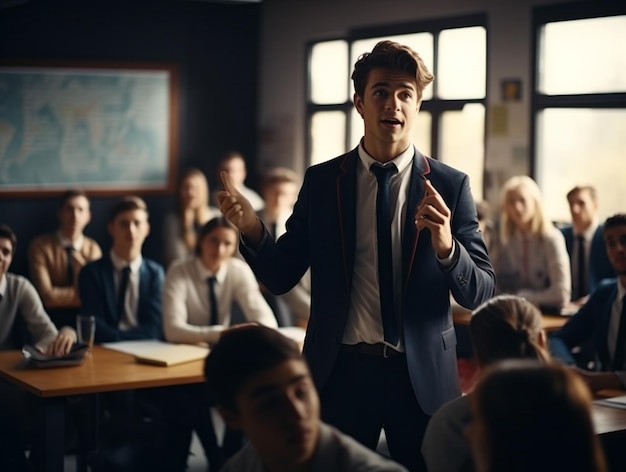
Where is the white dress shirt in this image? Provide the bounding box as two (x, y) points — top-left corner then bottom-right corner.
(162, 256), (277, 344)
(110, 250), (143, 331)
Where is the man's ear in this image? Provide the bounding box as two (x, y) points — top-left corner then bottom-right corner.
(217, 405), (242, 430)
(353, 92), (364, 118)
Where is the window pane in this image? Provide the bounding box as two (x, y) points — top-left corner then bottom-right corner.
(539, 16), (626, 94)
(349, 108), (431, 156)
(310, 111), (346, 165)
(351, 33), (434, 101)
(536, 108), (626, 223)
(438, 26), (486, 99)
(439, 104), (485, 200)
(310, 40), (349, 104)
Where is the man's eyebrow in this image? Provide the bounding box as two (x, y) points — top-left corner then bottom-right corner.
(249, 373), (311, 399)
(370, 81), (416, 90)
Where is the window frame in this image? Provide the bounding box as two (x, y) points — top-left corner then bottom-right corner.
(305, 13), (488, 197)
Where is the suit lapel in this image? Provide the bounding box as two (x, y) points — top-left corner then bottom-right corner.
(138, 260), (148, 322)
(402, 151), (430, 288)
(337, 151), (357, 295)
(103, 258), (118, 324)
(598, 283), (618, 364)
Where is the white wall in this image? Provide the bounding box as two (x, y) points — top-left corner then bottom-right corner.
(257, 0), (579, 204)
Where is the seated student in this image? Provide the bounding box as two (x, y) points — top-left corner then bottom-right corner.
(468, 360), (607, 472)
(213, 150), (265, 211)
(550, 213), (626, 391)
(494, 175), (571, 309)
(422, 295), (551, 472)
(28, 189), (102, 327)
(162, 216), (277, 471)
(0, 224), (76, 471)
(560, 185), (615, 305)
(78, 196), (164, 342)
(256, 167), (311, 327)
(204, 324), (408, 472)
(162, 168), (221, 268)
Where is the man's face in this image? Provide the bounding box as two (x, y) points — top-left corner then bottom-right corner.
(58, 196), (91, 236)
(0, 237), (13, 279)
(221, 157), (247, 188)
(180, 174), (208, 210)
(108, 209), (150, 256)
(263, 182), (299, 215)
(353, 68), (421, 157)
(505, 187), (536, 230)
(199, 227), (237, 272)
(224, 359), (320, 469)
(567, 189), (597, 232)
(604, 225), (626, 276)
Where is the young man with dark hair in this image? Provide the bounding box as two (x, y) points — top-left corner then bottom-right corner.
(218, 40), (495, 470)
(551, 213), (626, 392)
(205, 325), (407, 472)
(78, 195), (164, 342)
(28, 189), (102, 312)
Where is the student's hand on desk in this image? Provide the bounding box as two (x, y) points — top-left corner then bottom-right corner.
(415, 179), (453, 259)
(218, 171), (263, 244)
(45, 327), (77, 356)
(572, 366), (623, 393)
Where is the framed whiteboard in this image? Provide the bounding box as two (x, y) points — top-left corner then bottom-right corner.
(0, 61), (179, 196)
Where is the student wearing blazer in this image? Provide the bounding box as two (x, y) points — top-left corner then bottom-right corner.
(218, 40), (495, 471)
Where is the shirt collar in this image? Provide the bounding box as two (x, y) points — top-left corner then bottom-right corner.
(618, 279), (626, 303)
(109, 249), (143, 273)
(194, 257), (228, 284)
(57, 231), (84, 251)
(574, 220), (599, 241)
(357, 141), (414, 175)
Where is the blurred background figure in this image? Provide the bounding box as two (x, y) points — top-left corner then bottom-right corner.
(494, 175), (570, 310)
(468, 360), (607, 472)
(475, 199), (498, 264)
(163, 168), (220, 268)
(213, 150), (264, 211)
(257, 167), (311, 327)
(560, 185), (615, 305)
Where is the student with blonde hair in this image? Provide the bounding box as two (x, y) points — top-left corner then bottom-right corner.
(494, 175), (570, 309)
(469, 360), (607, 472)
(422, 295), (550, 472)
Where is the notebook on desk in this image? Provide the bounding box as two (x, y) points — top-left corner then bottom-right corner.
(102, 340), (210, 367)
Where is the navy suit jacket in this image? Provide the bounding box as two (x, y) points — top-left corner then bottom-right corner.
(560, 224), (615, 297)
(240, 148), (495, 414)
(549, 278), (619, 370)
(78, 256), (164, 343)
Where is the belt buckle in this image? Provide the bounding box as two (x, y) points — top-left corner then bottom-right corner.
(383, 344), (392, 358)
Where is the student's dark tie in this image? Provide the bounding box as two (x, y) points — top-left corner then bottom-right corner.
(65, 245), (74, 286)
(576, 235), (587, 299)
(116, 266), (131, 321)
(208, 276), (219, 326)
(371, 163), (399, 345)
(612, 295), (626, 370)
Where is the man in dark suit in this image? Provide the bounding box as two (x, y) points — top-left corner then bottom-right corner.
(79, 196), (164, 342)
(550, 213), (626, 392)
(218, 40), (495, 471)
(560, 185), (615, 304)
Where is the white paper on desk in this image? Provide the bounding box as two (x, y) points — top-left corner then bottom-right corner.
(101, 340), (209, 366)
(594, 395), (626, 410)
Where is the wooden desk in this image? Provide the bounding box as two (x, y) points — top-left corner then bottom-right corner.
(0, 346), (206, 472)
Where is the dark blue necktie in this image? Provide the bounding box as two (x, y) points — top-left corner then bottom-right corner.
(371, 163), (399, 345)
(208, 276), (219, 326)
(116, 266), (131, 322)
(65, 245), (74, 286)
(576, 235), (587, 299)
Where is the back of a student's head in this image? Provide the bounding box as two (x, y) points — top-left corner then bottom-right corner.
(204, 325), (303, 411)
(469, 295), (550, 367)
(470, 360), (607, 472)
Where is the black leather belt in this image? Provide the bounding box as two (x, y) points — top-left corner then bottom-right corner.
(341, 343), (404, 358)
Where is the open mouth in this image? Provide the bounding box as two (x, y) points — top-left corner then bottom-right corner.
(381, 118), (402, 126)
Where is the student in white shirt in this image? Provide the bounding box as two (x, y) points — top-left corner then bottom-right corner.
(161, 216), (276, 472)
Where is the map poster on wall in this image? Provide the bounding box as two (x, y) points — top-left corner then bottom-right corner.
(0, 62), (178, 196)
